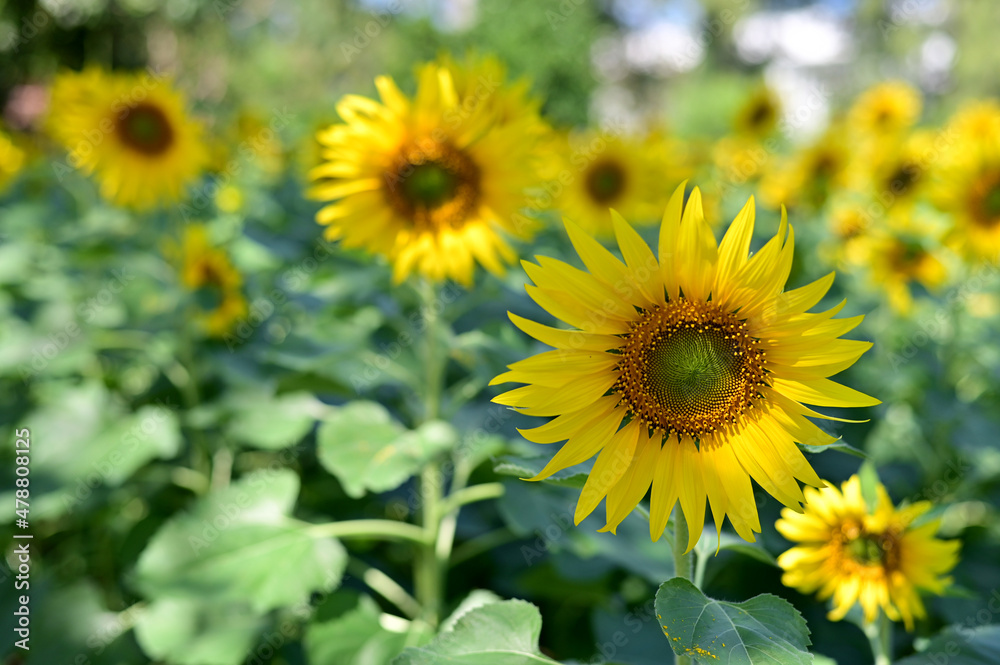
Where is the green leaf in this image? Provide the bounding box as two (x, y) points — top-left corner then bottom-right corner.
(134, 598), (263, 665)
(799, 441), (867, 459)
(858, 461), (881, 512)
(134, 470), (346, 612)
(654, 577), (812, 664)
(492, 456), (589, 489)
(226, 390), (322, 450)
(895, 625), (1000, 665)
(392, 599), (559, 665)
(305, 594), (407, 665)
(317, 401), (456, 498)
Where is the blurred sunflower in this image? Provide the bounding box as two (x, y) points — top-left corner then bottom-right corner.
(853, 131), (935, 225)
(170, 225), (248, 337)
(734, 86), (781, 138)
(821, 201), (873, 268)
(777, 474), (959, 630)
(492, 183), (878, 550)
(47, 68), (208, 209)
(866, 232), (948, 313)
(0, 128), (27, 191)
(309, 57), (547, 285)
(761, 125), (851, 210)
(934, 106), (1000, 260)
(848, 81), (922, 139)
(552, 130), (676, 235)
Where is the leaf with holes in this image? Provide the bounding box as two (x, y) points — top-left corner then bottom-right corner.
(655, 578), (812, 664)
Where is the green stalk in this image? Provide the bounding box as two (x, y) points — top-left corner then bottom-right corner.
(866, 612), (893, 665)
(672, 506), (695, 665)
(415, 280), (447, 628)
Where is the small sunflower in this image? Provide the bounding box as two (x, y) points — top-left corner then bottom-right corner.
(492, 183), (879, 550)
(171, 226), (248, 337)
(734, 86), (781, 138)
(866, 232), (948, 313)
(777, 474), (960, 630)
(848, 81), (922, 139)
(0, 128), (27, 192)
(761, 125), (851, 211)
(552, 130), (677, 235)
(851, 131), (936, 226)
(47, 68), (208, 209)
(309, 57), (547, 286)
(934, 110), (1000, 260)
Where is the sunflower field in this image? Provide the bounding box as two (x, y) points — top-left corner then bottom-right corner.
(2, 0), (1000, 664)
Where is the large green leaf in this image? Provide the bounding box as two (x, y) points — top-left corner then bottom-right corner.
(654, 578), (812, 664)
(895, 626), (1000, 665)
(134, 597), (264, 665)
(134, 470), (346, 612)
(317, 401), (456, 498)
(225, 390), (323, 450)
(392, 599), (558, 665)
(305, 594), (408, 665)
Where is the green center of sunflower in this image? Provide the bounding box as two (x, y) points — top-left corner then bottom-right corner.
(117, 102), (174, 155)
(385, 141), (482, 229)
(585, 160), (626, 204)
(615, 299), (768, 440)
(847, 535), (887, 565)
(192, 261), (227, 310)
(401, 163), (458, 208)
(644, 327), (744, 421)
(844, 529), (900, 571)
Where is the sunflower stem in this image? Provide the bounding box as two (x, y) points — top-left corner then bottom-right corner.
(414, 279), (448, 629)
(671, 507), (696, 665)
(866, 612), (893, 665)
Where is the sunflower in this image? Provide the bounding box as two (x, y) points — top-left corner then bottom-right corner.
(0, 128), (27, 192)
(492, 183), (879, 550)
(170, 225), (248, 337)
(933, 106), (1000, 260)
(776, 474), (959, 630)
(866, 231), (948, 313)
(851, 131), (936, 226)
(848, 81), (922, 139)
(47, 68), (208, 209)
(734, 86), (781, 138)
(309, 58), (547, 286)
(551, 130), (679, 235)
(761, 124), (851, 211)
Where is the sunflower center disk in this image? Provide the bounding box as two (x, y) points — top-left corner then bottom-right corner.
(845, 531), (900, 571)
(585, 160), (626, 204)
(117, 103), (174, 155)
(615, 300), (768, 440)
(386, 142), (481, 229)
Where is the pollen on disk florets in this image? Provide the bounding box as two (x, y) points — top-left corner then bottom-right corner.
(384, 140), (482, 231)
(614, 298), (768, 440)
